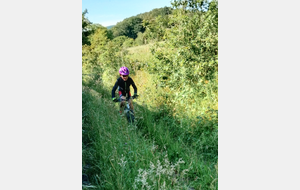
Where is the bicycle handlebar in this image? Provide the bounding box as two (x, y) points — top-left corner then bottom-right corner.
(114, 95), (139, 102)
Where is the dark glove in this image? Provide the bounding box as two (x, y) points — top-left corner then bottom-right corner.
(112, 97), (118, 102)
(132, 94), (138, 99)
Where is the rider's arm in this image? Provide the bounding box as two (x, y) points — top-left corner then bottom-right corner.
(131, 79), (137, 95)
(112, 79), (119, 98)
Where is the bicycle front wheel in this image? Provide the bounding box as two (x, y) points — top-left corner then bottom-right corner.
(126, 110), (135, 123)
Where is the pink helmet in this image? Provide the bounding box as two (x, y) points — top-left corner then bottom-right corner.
(119, 66), (129, 75)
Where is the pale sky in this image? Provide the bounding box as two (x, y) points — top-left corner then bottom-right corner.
(82, 0), (173, 26)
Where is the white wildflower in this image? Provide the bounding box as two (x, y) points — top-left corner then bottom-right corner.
(181, 169), (189, 176)
(118, 154), (127, 168)
(133, 155), (189, 189)
(159, 181), (166, 190)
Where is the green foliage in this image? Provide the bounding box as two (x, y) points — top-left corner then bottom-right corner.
(82, 25), (130, 77)
(90, 28), (108, 50)
(137, 6), (173, 20)
(82, 45), (97, 73)
(149, 0), (218, 104)
(134, 32), (145, 46)
(143, 12), (173, 43)
(82, 10), (112, 45)
(89, 23), (114, 40)
(99, 41), (128, 71)
(111, 7), (173, 42)
(82, 82), (218, 190)
(123, 38), (135, 48)
(82, 27), (108, 75)
(82, 9), (92, 45)
(82, 3), (218, 189)
(112, 16), (145, 39)
(112, 36), (129, 47)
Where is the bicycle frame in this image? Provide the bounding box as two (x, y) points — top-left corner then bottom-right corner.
(122, 100), (131, 114)
(116, 95), (138, 123)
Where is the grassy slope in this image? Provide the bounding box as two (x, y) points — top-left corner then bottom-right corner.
(82, 44), (218, 190)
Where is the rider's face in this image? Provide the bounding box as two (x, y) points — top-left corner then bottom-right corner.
(120, 74), (128, 81)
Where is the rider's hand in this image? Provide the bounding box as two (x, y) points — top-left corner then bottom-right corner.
(112, 97), (118, 102)
(132, 93), (138, 99)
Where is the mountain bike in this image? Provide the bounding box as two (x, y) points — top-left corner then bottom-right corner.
(115, 95), (138, 123)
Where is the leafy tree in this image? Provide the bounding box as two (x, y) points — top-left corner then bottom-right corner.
(109, 7), (173, 42)
(135, 32), (145, 45)
(82, 9), (92, 45)
(82, 25), (114, 75)
(82, 10), (111, 45)
(137, 7), (174, 44)
(112, 36), (129, 47)
(138, 6), (173, 20)
(143, 14), (171, 43)
(123, 38), (134, 48)
(150, 0), (218, 101)
(112, 16), (145, 39)
(89, 28), (108, 51)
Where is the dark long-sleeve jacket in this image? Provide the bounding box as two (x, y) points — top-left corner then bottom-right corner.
(112, 77), (137, 98)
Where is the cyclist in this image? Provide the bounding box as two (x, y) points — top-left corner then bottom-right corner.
(112, 66), (138, 115)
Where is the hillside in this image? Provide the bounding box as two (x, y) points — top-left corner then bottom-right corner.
(106, 25), (115, 29)
(82, 1), (218, 189)
(109, 6), (173, 40)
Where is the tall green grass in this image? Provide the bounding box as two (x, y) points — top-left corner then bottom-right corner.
(82, 75), (218, 190)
